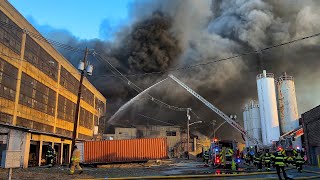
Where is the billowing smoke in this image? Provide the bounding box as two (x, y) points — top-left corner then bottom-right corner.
(114, 12), (181, 73)
(33, 0), (320, 141)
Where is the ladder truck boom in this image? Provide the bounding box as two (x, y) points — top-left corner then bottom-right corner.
(168, 74), (259, 145)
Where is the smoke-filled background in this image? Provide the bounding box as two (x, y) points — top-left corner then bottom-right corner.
(32, 0), (320, 141)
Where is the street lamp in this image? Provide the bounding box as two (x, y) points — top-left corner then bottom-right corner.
(70, 47), (93, 165)
(186, 108), (202, 155)
(229, 114), (237, 141)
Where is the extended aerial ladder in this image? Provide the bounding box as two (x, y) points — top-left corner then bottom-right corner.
(279, 126), (304, 140)
(279, 125), (304, 148)
(168, 74), (260, 145)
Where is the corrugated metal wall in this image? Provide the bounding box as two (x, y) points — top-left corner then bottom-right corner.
(302, 106), (320, 145)
(301, 105), (320, 165)
(84, 138), (168, 163)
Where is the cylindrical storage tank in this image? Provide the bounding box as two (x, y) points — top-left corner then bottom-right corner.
(243, 105), (250, 147)
(257, 70), (281, 145)
(248, 100), (262, 145)
(276, 72), (301, 147)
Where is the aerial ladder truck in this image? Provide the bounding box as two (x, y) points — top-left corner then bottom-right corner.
(168, 75), (260, 146)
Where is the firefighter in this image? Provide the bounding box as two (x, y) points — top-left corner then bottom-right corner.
(231, 159), (237, 171)
(274, 149), (289, 180)
(286, 149), (294, 166)
(245, 154), (251, 165)
(69, 145), (83, 175)
(294, 150), (305, 173)
(46, 145), (55, 167)
(203, 151), (209, 165)
(253, 152), (260, 167)
(262, 149), (272, 171)
(255, 151), (263, 171)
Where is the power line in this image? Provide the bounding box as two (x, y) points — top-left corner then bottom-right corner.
(91, 32), (320, 77)
(137, 113), (176, 126)
(93, 53), (190, 112)
(0, 21), (86, 53)
(2, 20), (320, 78)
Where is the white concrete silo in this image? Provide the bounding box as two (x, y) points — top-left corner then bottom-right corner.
(243, 105), (249, 147)
(248, 100), (262, 145)
(243, 104), (253, 147)
(276, 72), (301, 148)
(257, 70), (281, 146)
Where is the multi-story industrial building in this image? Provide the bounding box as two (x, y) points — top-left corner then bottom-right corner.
(0, 1), (106, 168)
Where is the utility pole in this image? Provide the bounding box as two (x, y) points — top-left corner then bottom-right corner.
(187, 108), (191, 155)
(70, 47), (90, 166)
(186, 108), (202, 159)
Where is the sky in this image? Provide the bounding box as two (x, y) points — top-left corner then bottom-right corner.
(8, 0), (133, 40)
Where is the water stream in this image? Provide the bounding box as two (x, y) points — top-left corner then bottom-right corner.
(108, 78), (168, 124)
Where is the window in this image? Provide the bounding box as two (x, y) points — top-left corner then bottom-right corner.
(78, 133), (92, 140)
(24, 35), (58, 81)
(16, 116), (53, 133)
(166, 131), (177, 136)
(79, 107), (93, 129)
(0, 10), (22, 54)
(57, 95), (76, 122)
(56, 128), (72, 138)
(60, 67), (78, 95)
(0, 58), (18, 101)
(19, 73), (56, 116)
(0, 112), (13, 124)
(82, 86), (94, 107)
(95, 97), (105, 114)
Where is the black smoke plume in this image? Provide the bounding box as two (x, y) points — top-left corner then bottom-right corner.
(32, 0), (320, 141)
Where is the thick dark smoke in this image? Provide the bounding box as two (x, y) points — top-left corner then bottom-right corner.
(32, 0), (320, 141)
(114, 12), (181, 73)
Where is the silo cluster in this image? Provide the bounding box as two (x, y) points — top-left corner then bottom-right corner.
(243, 70), (301, 147)
(243, 100), (262, 147)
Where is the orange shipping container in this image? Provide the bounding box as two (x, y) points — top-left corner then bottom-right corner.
(83, 138), (168, 163)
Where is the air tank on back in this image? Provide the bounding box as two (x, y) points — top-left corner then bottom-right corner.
(257, 70), (281, 146)
(276, 72), (301, 148)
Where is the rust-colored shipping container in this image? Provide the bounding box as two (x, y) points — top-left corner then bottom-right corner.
(83, 138), (168, 163)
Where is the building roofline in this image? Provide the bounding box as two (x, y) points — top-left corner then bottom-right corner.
(301, 104), (320, 116)
(0, 123), (88, 142)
